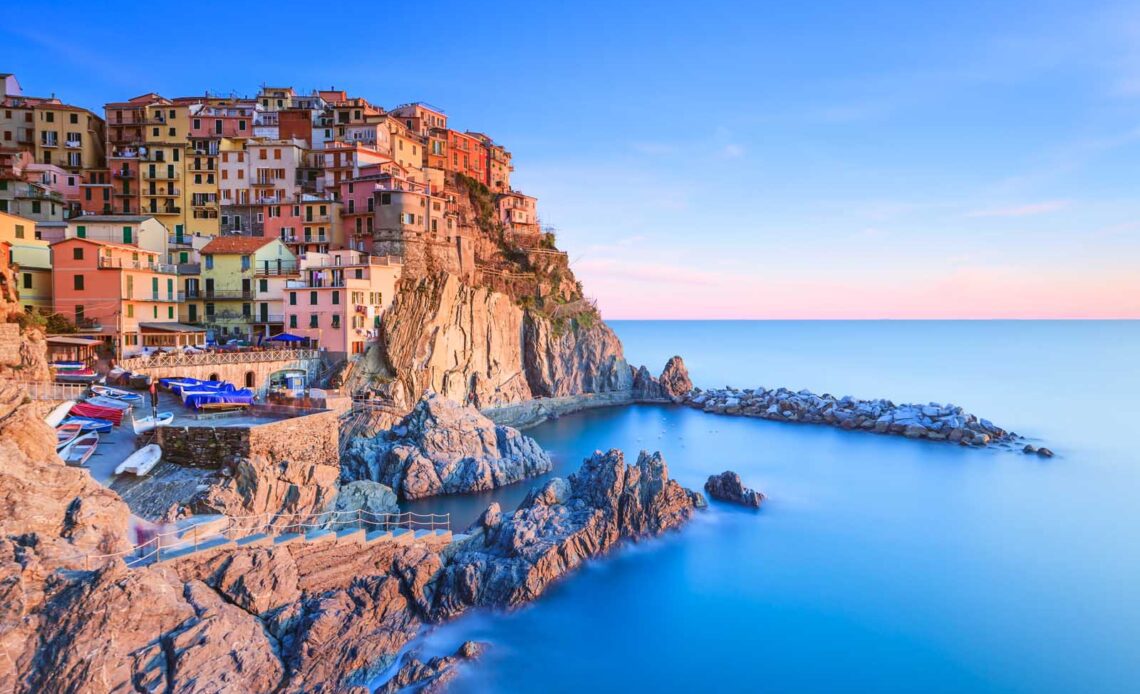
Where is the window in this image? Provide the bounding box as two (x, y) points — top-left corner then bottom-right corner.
(126, 304), (134, 318)
(69, 113), (78, 124)
(309, 291), (317, 305)
(72, 247), (83, 260)
(332, 291), (340, 305)
(193, 118), (200, 129)
(22, 273), (31, 289)
(331, 315), (340, 329)
(14, 224), (24, 239)
(289, 315), (297, 328)
(73, 275), (84, 290)
(204, 255), (213, 269)
(309, 314), (318, 328)
(122, 226), (132, 244)
(289, 292), (297, 306)
(168, 306), (174, 319)
(76, 225), (85, 238)
(240, 255), (250, 272)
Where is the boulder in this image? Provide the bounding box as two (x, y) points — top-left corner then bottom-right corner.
(704, 471), (765, 509)
(342, 392), (552, 500)
(333, 480), (400, 520)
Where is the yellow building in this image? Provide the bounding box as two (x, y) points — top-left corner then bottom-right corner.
(0, 211), (51, 314)
(139, 102), (193, 239)
(33, 103), (106, 174)
(199, 235), (296, 340)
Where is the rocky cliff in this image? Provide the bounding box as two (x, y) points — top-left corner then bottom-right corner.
(342, 392), (552, 499)
(373, 271), (640, 413)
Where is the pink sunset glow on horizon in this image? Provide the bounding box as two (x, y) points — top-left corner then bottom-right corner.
(573, 258), (1140, 320)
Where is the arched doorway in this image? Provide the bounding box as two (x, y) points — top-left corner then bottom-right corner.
(245, 371), (256, 388)
(208, 373), (220, 383)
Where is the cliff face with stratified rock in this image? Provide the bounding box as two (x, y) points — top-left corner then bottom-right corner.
(372, 271), (638, 414)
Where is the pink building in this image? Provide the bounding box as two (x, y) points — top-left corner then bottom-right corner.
(282, 250), (401, 354)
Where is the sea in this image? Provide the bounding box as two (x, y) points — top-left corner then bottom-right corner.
(398, 320), (1140, 693)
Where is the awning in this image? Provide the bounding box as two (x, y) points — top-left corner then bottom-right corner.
(138, 322), (207, 333)
(46, 335), (103, 346)
(269, 333), (306, 342)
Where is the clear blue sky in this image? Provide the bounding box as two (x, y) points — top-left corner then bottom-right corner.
(4, 0), (1138, 318)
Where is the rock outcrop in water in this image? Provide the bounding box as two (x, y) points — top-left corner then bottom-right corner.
(432, 449), (706, 615)
(342, 391), (552, 499)
(377, 641), (487, 694)
(705, 471), (765, 508)
(632, 355), (693, 402)
(687, 386), (1017, 446)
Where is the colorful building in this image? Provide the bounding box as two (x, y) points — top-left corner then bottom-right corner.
(65, 215), (168, 257)
(0, 210), (51, 314)
(199, 235), (296, 340)
(283, 250), (401, 354)
(49, 237), (185, 355)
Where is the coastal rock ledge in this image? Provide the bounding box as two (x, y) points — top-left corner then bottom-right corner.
(433, 449), (707, 614)
(705, 471), (765, 508)
(342, 392), (552, 499)
(687, 386), (1017, 446)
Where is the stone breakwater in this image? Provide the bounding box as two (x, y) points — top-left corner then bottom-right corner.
(686, 386), (1017, 446)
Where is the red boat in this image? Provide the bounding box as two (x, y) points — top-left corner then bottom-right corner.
(70, 402), (125, 426)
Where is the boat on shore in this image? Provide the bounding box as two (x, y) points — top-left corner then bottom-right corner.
(115, 444), (162, 476)
(55, 423), (83, 451)
(61, 416), (114, 434)
(132, 411), (174, 434)
(44, 401), (75, 428)
(87, 396), (134, 411)
(60, 432), (99, 467)
(91, 385), (144, 404)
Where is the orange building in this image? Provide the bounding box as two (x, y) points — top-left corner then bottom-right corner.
(435, 129), (487, 182)
(50, 237), (190, 355)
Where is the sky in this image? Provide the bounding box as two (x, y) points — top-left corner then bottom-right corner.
(3, 0), (1139, 319)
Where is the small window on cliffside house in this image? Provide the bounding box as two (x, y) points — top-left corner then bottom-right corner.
(380, 193), (391, 205)
(309, 314), (318, 328)
(22, 273), (31, 289)
(73, 275), (84, 290)
(289, 315), (297, 328)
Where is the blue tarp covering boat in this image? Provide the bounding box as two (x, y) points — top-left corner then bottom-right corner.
(183, 388), (254, 410)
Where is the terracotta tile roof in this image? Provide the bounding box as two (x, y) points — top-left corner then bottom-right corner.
(201, 235), (277, 254)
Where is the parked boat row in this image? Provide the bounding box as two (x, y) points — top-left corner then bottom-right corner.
(159, 377), (254, 412)
(42, 385), (165, 473)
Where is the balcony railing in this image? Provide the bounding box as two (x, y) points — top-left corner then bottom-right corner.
(141, 169), (177, 180)
(199, 289), (255, 300)
(286, 279), (347, 289)
(113, 169), (134, 179)
(254, 261), (299, 276)
(169, 235), (192, 247)
(119, 348), (319, 371)
(65, 139), (82, 148)
(97, 257), (178, 274)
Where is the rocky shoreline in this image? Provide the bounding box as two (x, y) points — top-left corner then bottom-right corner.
(685, 385), (1019, 447)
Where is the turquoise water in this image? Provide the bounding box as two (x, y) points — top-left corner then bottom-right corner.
(406, 321), (1140, 693)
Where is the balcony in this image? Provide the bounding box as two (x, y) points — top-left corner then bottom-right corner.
(127, 292), (180, 303)
(65, 139), (82, 148)
(286, 279), (346, 289)
(201, 289), (254, 300)
(98, 257), (178, 274)
(169, 234), (193, 247)
(253, 314), (285, 324)
(146, 188), (181, 198)
(254, 260), (299, 276)
(141, 169), (178, 180)
(113, 169), (134, 179)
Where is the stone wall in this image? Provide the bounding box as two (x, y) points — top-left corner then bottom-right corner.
(124, 354), (321, 396)
(154, 408), (338, 468)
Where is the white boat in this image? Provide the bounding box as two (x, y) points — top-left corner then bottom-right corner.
(56, 423), (83, 451)
(45, 400), (76, 428)
(86, 396), (134, 411)
(61, 432), (99, 467)
(132, 411), (174, 435)
(115, 444), (162, 476)
(91, 385), (144, 404)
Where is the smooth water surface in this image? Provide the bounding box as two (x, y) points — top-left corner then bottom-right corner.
(408, 321), (1140, 693)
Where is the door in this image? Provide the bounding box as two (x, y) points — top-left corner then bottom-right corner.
(205, 278), (214, 298)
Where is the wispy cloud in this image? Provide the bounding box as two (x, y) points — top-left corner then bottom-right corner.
(966, 200), (1071, 218)
(720, 143), (745, 159)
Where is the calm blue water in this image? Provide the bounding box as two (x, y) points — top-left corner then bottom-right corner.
(404, 321), (1140, 693)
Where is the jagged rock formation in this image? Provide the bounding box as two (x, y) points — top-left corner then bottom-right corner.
(632, 355), (692, 403)
(687, 386), (1019, 446)
(705, 471), (765, 508)
(333, 480), (400, 518)
(522, 313), (633, 398)
(432, 449), (706, 615)
(376, 641), (487, 694)
(342, 392), (552, 499)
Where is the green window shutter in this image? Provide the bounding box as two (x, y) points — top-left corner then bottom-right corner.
(123, 226), (132, 243)
(179, 252), (188, 263)
(77, 225), (86, 238)
(168, 306), (174, 319)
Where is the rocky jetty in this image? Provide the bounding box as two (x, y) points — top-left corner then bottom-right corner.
(705, 471), (765, 508)
(432, 449), (706, 615)
(687, 386), (1017, 446)
(342, 391), (553, 499)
